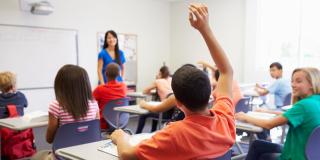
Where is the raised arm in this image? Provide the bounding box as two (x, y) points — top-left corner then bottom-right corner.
(198, 60), (217, 72)
(189, 4), (233, 98)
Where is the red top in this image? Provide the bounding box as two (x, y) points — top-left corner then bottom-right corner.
(134, 94), (236, 160)
(92, 81), (127, 129)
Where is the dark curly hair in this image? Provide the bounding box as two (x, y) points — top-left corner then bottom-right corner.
(172, 66), (211, 112)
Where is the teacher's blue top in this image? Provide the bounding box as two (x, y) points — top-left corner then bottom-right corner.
(98, 49), (126, 83)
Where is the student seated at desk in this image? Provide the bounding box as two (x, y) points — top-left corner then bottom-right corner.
(236, 67), (320, 160)
(254, 62), (292, 109)
(139, 94), (185, 123)
(198, 61), (244, 107)
(0, 71), (28, 107)
(93, 63), (127, 130)
(31, 65), (99, 160)
(109, 4), (235, 159)
(136, 66), (173, 133)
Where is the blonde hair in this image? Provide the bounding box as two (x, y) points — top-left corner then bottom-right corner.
(291, 67), (320, 105)
(0, 71), (17, 93)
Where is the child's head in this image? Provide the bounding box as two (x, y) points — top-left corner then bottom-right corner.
(0, 71), (17, 93)
(54, 65), (94, 120)
(157, 66), (170, 79)
(269, 62), (283, 79)
(105, 63), (120, 81)
(291, 67), (320, 104)
(172, 66), (211, 112)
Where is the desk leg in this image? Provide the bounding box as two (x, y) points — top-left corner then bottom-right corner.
(158, 112), (163, 130)
(281, 125), (286, 144)
(249, 132), (254, 146)
(116, 112), (121, 129)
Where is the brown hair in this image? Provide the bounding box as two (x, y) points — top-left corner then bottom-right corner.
(159, 66), (170, 78)
(105, 63), (120, 80)
(154, 66), (171, 101)
(0, 71), (17, 93)
(291, 67), (320, 105)
(54, 65), (94, 120)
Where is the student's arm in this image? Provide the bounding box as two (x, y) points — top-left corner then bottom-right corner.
(98, 59), (105, 85)
(46, 113), (59, 144)
(121, 64), (125, 80)
(198, 60), (217, 72)
(109, 129), (139, 160)
(140, 95), (177, 113)
(96, 112), (99, 119)
(236, 112), (289, 130)
(254, 87), (269, 96)
(255, 109), (284, 116)
(143, 81), (157, 94)
(189, 4), (233, 98)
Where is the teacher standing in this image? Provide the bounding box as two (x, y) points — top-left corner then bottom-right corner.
(98, 30), (126, 84)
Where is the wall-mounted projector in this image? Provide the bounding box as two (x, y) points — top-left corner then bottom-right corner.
(31, 1), (54, 15)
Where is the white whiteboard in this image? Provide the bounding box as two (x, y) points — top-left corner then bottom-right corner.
(0, 25), (78, 89)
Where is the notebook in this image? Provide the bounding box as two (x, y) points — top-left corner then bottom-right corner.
(98, 133), (156, 157)
(22, 111), (48, 123)
(246, 111), (276, 120)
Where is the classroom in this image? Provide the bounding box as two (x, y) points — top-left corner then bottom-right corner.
(0, 0), (319, 160)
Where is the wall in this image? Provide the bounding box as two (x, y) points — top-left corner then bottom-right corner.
(0, 0), (171, 113)
(170, 0), (246, 81)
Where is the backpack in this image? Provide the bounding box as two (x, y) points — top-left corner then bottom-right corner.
(1, 105), (36, 160)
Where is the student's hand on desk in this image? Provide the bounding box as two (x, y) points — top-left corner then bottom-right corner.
(254, 109), (267, 113)
(139, 100), (147, 109)
(189, 3), (209, 31)
(235, 112), (247, 122)
(108, 129), (130, 145)
(254, 86), (259, 92)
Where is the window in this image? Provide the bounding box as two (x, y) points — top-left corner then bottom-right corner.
(257, 0), (320, 70)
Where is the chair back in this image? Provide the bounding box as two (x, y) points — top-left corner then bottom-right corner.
(305, 126), (320, 160)
(235, 97), (250, 113)
(207, 149), (232, 160)
(102, 98), (130, 131)
(52, 119), (101, 160)
(283, 93), (292, 106)
(0, 105), (24, 118)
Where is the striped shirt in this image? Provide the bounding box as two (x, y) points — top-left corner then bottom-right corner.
(48, 100), (99, 126)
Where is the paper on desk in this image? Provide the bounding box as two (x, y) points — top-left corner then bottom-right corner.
(98, 133), (156, 157)
(146, 101), (162, 106)
(22, 111), (48, 123)
(246, 111), (276, 120)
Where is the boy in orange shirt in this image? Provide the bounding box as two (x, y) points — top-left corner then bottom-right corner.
(109, 3), (235, 160)
(93, 63), (127, 130)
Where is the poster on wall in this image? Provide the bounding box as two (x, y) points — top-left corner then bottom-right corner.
(97, 32), (137, 84)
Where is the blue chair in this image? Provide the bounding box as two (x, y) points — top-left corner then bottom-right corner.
(305, 126), (320, 160)
(283, 93), (292, 106)
(52, 119), (101, 160)
(102, 98), (133, 135)
(0, 105), (24, 118)
(204, 149), (232, 160)
(235, 97), (250, 113)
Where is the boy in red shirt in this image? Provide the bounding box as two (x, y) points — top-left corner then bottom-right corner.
(93, 63), (127, 129)
(109, 3), (235, 160)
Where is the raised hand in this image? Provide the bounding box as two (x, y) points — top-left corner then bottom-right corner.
(189, 3), (209, 31)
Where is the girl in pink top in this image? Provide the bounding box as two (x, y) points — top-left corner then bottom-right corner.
(31, 65), (99, 160)
(137, 66), (173, 133)
(143, 66), (173, 101)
